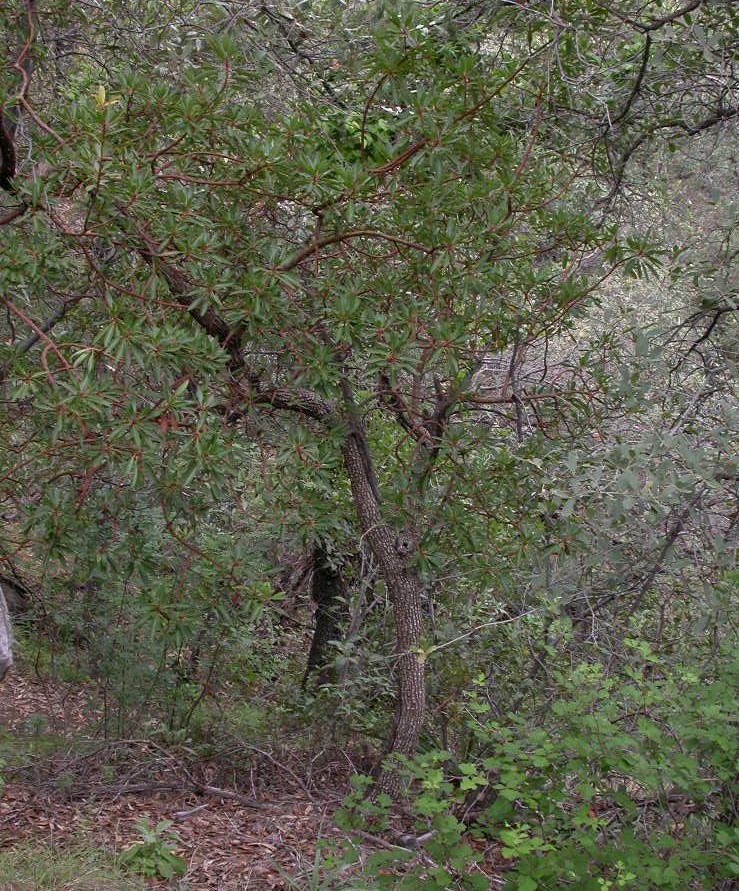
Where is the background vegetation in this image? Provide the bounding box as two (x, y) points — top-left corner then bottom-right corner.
(0, 1), (737, 888)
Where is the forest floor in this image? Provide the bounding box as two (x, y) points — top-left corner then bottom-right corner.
(0, 663), (505, 890)
(0, 663), (363, 890)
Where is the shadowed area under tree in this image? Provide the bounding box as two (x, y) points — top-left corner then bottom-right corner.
(302, 545), (349, 688)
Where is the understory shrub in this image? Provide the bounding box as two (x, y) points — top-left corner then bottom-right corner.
(337, 642), (739, 891)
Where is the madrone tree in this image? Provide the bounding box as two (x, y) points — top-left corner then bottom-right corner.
(1, 0), (737, 794)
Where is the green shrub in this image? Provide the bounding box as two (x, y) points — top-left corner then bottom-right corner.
(337, 644), (738, 891)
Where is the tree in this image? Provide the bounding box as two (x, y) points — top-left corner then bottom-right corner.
(0, 583), (12, 680)
(1, 0), (737, 796)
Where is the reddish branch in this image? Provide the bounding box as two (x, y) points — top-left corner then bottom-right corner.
(2, 299), (75, 385)
(279, 228), (431, 272)
(11, 1), (63, 146)
(131, 222), (244, 367)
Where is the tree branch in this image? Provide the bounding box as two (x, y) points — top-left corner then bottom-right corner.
(278, 228), (431, 273)
(638, 0), (703, 33)
(1, 294), (88, 379)
(608, 34), (652, 130)
(129, 218), (244, 368)
(340, 374), (382, 504)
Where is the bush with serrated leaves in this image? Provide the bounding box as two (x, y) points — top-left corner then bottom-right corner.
(335, 642), (738, 891)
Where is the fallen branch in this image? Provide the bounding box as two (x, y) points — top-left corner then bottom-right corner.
(114, 780), (280, 810)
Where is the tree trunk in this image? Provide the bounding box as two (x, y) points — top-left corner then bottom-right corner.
(302, 544), (348, 687)
(0, 575), (30, 614)
(342, 428), (426, 798)
(0, 582), (14, 681)
(135, 238), (427, 792)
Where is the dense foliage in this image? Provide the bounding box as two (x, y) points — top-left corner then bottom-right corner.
(1, 1), (737, 888)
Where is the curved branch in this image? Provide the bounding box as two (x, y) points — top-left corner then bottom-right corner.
(608, 34), (652, 130)
(279, 228), (431, 272)
(638, 0), (703, 32)
(5, 293), (89, 359)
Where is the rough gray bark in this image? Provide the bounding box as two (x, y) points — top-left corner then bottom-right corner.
(0, 582), (14, 680)
(342, 426), (425, 799)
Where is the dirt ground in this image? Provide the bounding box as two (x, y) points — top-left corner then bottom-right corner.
(0, 667), (356, 889)
(0, 665), (503, 890)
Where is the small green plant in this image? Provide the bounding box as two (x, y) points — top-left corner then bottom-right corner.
(597, 860), (637, 890)
(118, 818), (187, 879)
(272, 841), (375, 891)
